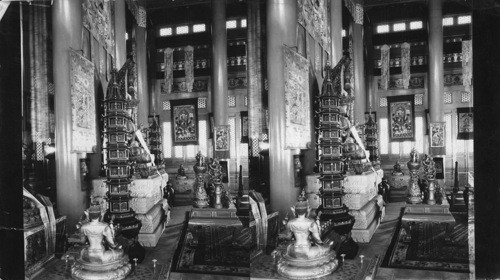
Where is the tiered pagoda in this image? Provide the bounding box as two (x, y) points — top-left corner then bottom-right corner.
(102, 72), (142, 239)
(315, 58), (355, 236)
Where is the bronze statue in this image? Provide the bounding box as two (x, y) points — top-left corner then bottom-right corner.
(276, 197), (339, 279)
(177, 164), (187, 179)
(71, 202), (131, 280)
(392, 161), (404, 176)
(192, 151), (209, 208)
(286, 200), (332, 259)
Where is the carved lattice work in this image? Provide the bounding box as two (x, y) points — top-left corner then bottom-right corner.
(444, 92), (452, 104)
(228, 95), (236, 107)
(461, 91), (471, 103)
(415, 93), (424, 105)
(198, 97), (207, 109)
(379, 97), (388, 107)
(162, 101), (170, 111)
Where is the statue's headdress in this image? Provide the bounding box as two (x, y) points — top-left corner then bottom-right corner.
(88, 201), (102, 220)
(294, 192), (309, 216)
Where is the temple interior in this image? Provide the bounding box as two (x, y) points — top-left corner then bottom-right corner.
(1, 0), (500, 279)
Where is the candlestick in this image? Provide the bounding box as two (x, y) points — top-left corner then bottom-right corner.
(133, 258), (138, 274)
(341, 253), (346, 271)
(360, 255), (364, 264)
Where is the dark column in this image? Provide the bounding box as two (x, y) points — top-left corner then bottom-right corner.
(211, 0), (229, 157)
(267, 0), (298, 217)
(0, 3), (25, 278)
(473, 6), (500, 279)
(52, 0), (86, 229)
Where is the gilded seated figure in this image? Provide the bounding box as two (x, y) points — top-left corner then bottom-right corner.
(71, 202), (131, 280)
(286, 202), (331, 259)
(276, 198), (339, 280)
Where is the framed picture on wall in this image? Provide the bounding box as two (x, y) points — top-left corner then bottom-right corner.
(387, 95), (415, 142)
(430, 122), (445, 147)
(170, 98), (199, 145)
(240, 111), (249, 143)
(214, 125), (230, 152)
(425, 109), (430, 135)
(457, 107), (473, 140)
(433, 157), (445, 179)
(208, 112), (214, 139)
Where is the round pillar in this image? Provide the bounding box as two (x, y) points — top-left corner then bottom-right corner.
(114, 0), (127, 68)
(52, 0), (86, 229)
(267, 0), (298, 218)
(428, 0), (444, 123)
(330, 0), (343, 64)
(211, 0), (228, 127)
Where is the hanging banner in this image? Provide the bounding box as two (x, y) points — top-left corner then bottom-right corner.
(457, 107), (473, 140)
(462, 40), (472, 92)
(70, 49), (97, 153)
(297, 0), (330, 49)
(163, 48), (173, 94)
(401, 42), (411, 89)
(381, 44), (390, 91)
(82, 0), (115, 55)
(387, 95), (415, 142)
(283, 45), (311, 149)
(184, 46), (194, 92)
(170, 98), (199, 145)
(125, 0), (147, 28)
(345, 0), (363, 25)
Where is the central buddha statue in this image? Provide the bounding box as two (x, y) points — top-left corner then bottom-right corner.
(276, 197), (339, 280)
(71, 202), (131, 280)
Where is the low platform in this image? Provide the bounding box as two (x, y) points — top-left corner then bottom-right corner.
(401, 204), (456, 243)
(188, 208), (242, 226)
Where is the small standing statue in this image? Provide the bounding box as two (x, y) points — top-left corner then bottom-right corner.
(422, 154), (437, 205)
(392, 161), (404, 176)
(407, 148), (422, 204)
(208, 158), (225, 209)
(71, 202), (131, 280)
(275, 195), (339, 279)
(176, 164), (187, 179)
(193, 152), (209, 208)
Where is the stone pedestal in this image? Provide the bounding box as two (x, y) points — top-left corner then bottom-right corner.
(91, 173), (167, 214)
(350, 195), (385, 243)
(276, 250), (339, 280)
(343, 170), (384, 243)
(136, 200), (168, 247)
(71, 255), (131, 280)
